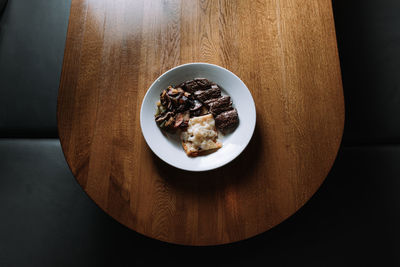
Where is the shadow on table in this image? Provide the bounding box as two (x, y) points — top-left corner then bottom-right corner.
(151, 121), (264, 194)
(94, 145), (398, 266)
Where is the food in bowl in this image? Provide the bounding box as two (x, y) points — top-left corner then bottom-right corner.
(181, 114), (222, 157)
(154, 78), (239, 156)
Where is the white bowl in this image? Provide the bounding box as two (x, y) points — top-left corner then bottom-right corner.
(140, 63), (256, 172)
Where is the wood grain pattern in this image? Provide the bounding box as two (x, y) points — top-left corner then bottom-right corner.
(58, 0), (344, 245)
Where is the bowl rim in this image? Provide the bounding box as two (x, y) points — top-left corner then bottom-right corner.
(140, 62), (256, 172)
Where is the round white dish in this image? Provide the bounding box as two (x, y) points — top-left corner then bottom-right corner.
(140, 63), (256, 172)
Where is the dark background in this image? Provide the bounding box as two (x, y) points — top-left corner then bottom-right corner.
(0, 0), (399, 266)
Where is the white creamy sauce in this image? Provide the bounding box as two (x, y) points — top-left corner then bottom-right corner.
(181, 114), (220, 154)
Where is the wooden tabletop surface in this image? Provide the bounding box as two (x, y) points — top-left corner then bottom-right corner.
(57, 0), (344, 245)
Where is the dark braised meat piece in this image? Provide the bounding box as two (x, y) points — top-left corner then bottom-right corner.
(194, 78), (211, 89)
(183, 78), (212, 93)
(215, 109), (239, 130)
(203, 98), (218, 106)
(194, 86), (221, 102)
(210, 105), (232, 116)
(184, 80), (201, 93)
(207, 96), (232, 115)
(207, 95), (230, 106)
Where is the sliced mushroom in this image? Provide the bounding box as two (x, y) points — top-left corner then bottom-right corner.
(155, 111), (173, 124)
(159, 120), (166, 128)
(167, 86), (180, 96)
(183, 110), (190, 120)
(175, 104), (184, 112)
(180, 111), (191, 128)
(174, 113), (184, 128)
(164, 116), (175, 128)
(179, 95), (189, 105)
(187, 98), (194, 106)
(199, 106), (209, 116)
(166, 98), (173, 110)
(175, 95), (192, 112)
(160, 90), (167, 98)
(160, 89), (169, 107)
(170, 92), (183, 106)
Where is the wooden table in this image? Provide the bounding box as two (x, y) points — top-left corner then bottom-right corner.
(58, 0), (344, 245)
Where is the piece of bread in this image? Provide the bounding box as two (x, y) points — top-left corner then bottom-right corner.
(182, 140), (221, 157)
(181, 114), (222, 157)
